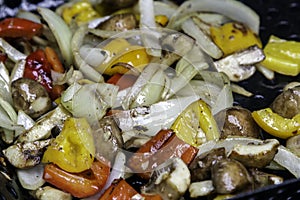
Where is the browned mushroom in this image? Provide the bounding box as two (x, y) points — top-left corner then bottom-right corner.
(11, 78), (52, 119)
(271, 86), (300, 119)
(214, 106), (261, 139)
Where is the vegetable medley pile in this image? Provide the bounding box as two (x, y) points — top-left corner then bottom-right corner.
(0, 0), (300, 199)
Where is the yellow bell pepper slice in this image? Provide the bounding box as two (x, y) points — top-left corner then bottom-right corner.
(42, 117), (96, 173)
(210, 22), (262, 56)
(260, 35), (300, 76)
(252, 108), (300, 139)
(62, 1), (100, 24)
(97, 38), (151, 76)
(171, 100), (220, 147)
(155, 15), (169, 27)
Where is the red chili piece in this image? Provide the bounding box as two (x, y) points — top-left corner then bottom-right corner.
(24, 49), (53, 93)
(0, 18), (43, 39)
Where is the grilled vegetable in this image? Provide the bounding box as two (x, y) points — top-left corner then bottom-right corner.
(171, 99), (220, 146)
(215, 106), (261, 139)
(17, 105), (70, 143)
(210, 22), (262, 56)
(261, 35), (300, 76)
(0, 18), (43, 39)
(252, 108), (300, 139)
(2, 139), (52, 168)
(97, 13), (137, 31)
(141, 157), (191, 200)
(211, 158), (252, 194)
(189, 147), (226, 182)
(270, 86), (300, 119)
(286, 134), (300, 157)
(91, 116), (123, 163)
(31, 186), (72, 200)
(42, 117), (95, 173)
(62, 1), (100, 25)
(214, 45), (265, 82)
(43, 158), (110, 198)
(0, 141), (24, 200)
(228, 139), (280, 168)
(11, 78), (52, 119)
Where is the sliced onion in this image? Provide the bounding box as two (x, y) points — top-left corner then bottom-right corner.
(153, 1), (178, 19)
(38, 7), (73, 66)
(182, 19), (223, 59)
(256, 64), (275, 80)
(16, 10), (41, 24)
(139, 0), (162, 57)
(0, 38), (26, 62)
(71, 26), (104, 82)
(16, 164), (45, 190)
(114, 95), (199, 137)
(273, 145), (300, 178)
(168, 0), (260, 34)
(231, 83), (253, 97)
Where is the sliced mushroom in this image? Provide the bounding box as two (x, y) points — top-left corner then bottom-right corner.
(189, 147), (226, 182)
(211, 158), (252, 194)
(271, 86), (300, 119)
(141, 158), (190, 200)
(31, 186), (72, 200)
(11, 78), (52, 119)
(97, 13), (137, 31)
(228, 139), (280, 168)
(214, 45), (265, 82)
(214, 106), (261, 139)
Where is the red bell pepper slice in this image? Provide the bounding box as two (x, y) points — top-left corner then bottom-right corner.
(0, 18), (43, 39)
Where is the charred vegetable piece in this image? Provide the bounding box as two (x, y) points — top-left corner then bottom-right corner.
(99, 179), (162, 200)
(62, 1), (100, 25)
(211, 158), (251, 194)
(92, 116), (123, 163)
(210, 22), (262, 56)
(17, 105), (70, 143)
(271, 86), (300, 119)
(23, 49), (53, 96)
(189, 147), (226, 182)
(97, 13), (137, 31)
(228, 139), (279, 168)
(0, 18), (43, 39)
(141, 157), (191, 200)
(171, 99), (220, 146)
(96, 38), (150, 76)
(261, 35), (300, 76)
(99, 179), (139, 200)
(42, 117), (95, 173)
(215, 106), (261, 139)
(2, 139), (52, 168)
(252, 108), (300, 139)
(43, 158), (110, 198)
(11, 78), (52, 119)
(127, 129), (198, 179)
